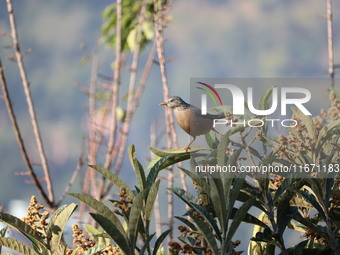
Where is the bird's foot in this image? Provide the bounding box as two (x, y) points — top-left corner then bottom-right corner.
(183, 146), (190, 152)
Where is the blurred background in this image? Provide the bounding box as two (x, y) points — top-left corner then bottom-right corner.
(0, 0), (339, 251)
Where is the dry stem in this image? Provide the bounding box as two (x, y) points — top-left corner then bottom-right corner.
(6, 0), (54, 207)
(0, 58), (53, 207)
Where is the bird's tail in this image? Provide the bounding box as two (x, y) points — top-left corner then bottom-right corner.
(205, 113), (225, 119)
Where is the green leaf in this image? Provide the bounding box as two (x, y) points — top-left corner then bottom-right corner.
(128, 145), (146, 190)
(145, 180), (160, 222)
(83, 245), (107, 255)
(127, 27), (138, 51)
(277, 198), (297, 236)
(139, 233), (155, 255)
(225, 197), (256, 245)
(259, 86), (276, 110)
(174, 216), (197, 231)
(89, 165), (134, 199)
(292, 189), (326, 220)
(208, 177), (226, 233)
(90, 213), (131, 255)
(147, 153), (193, 189)
(85, 224), (102, 237)
(273, 177), (296, 203)
(50, 203), (77, 250)
(146, 156), (168, 188)
(205, 130), (218, 149)
(142, 22), (154, 40)
(149, 146), (210, 157)
(171, 188), (197, 205)
(291, 107), (317, 140)
(315, 119), (340, 155)
(179, 168), (210, 193)
(189, 203), (221, 240)
(0, 212), (45, 247)
(292, 213), (328, 239)
(69, 193), (125, 235)
(157, 154), (191, 171)
(217, 130), (230, 166)
(0, 237), (37, 255)
(51, 244), (67, 255)
(0, 226), (7, 237)
(230, 208), (268, 229)
(128, 190), (147, 249)
(227, 175), (246, 220)
(190, 215), (219, 255)
(46, 205), (67, 239)
(152, 229), (171, 255)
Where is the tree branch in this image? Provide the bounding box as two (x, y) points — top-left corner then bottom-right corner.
(0, 57), (53, 208)
(6, 0), (55, 207)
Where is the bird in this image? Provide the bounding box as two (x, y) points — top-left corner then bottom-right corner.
(159, 96), (225, 151)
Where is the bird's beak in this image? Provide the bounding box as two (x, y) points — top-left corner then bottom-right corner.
(159, 102), (167, 106)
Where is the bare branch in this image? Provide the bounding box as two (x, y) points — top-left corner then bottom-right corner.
(326, 0), (335, 86)
(6, 0), (55, 206)
(103, 0), (148, 183)
(57, 154), (85, 206)
(102, 43), (157, 198)
(153, 0), (181, 240)
(104, 0), (123, 171)
(0, 57), (53, 207)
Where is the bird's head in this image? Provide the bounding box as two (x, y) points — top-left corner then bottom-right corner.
(159, 96), (187, 109)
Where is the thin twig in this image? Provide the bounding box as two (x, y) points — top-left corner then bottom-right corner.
(153, 0), (181, 240)
(6, 0), (55, 206)
(326, 0), (335, 86)
(100, 0), (148, 197)
(57, 153), (85, 206)
(104, 0), (123, 170)
(0, 58), (52, 207)
(87, 42), (100, 199)
(102, 43), (157, 198)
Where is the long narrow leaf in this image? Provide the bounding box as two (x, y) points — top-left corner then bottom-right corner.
(69, 193), (125, 235)
(83, 245), (107, 255)
(50, 203), (77, 249)
(174, 216), (197, 231)
(128, 145), (146, 190)
(139, 233), (155, 255)
(152, 229), (171, 255)
(128, 190), (147, 249)
(225, 197), (256, 245)
(208, 177), (226, 233)
(292, 107), (316, 140)
(0, 237), (37, 255)
(273, 177), (295, 203)
(0, 212), (45, 247)
(227, 175), (246, 221)
(190, 215), (219, 255)
(145, 180), (160, 222)
(90, 213), (131, 255)
(189, 203), (221, 240)
(293, 189), (326, 220)
(89, 165), (134, 199)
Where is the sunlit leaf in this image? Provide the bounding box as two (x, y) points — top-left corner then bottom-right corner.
(90, 213), (131, 255)
(0, 237), (37, 255)
(69, 193), (125, 235)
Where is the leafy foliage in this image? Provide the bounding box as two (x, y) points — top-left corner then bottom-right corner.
(0, 89), (339, 255)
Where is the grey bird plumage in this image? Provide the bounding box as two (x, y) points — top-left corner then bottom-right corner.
(160, 96), (224, 151)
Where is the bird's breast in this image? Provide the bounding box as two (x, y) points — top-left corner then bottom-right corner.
(174, 108), (214, 136)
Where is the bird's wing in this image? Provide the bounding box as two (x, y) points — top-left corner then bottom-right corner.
(189, 105), (225, 119)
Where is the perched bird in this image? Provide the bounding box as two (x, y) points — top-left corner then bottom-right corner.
(159, 96), (224, 151)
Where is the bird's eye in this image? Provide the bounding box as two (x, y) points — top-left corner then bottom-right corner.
(170, 99), (174, 102)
